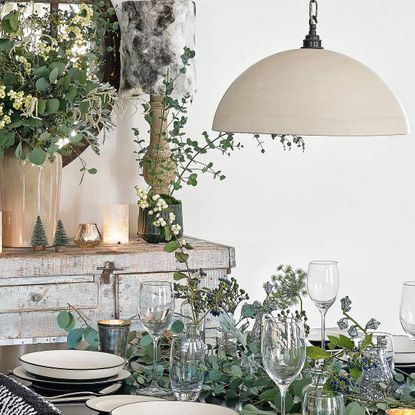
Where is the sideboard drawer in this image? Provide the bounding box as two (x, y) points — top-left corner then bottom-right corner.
(0, 282), (99, 313)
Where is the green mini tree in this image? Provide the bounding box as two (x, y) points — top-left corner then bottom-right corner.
(54, 219), (69, 252)
(31, 216), (48, 251)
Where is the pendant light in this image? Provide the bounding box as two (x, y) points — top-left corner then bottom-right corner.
(213, 0), (409, 137)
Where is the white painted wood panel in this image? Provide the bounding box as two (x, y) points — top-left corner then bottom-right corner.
(0, 282), (98, 312)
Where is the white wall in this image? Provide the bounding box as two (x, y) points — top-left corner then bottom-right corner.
(61, 0), (415, 334)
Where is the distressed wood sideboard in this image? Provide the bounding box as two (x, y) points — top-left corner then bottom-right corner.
(0, 237), (235, 345)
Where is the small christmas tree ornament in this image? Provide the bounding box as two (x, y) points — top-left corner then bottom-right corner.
(54, 219), (69, 252)
(31, 216), (48, 251)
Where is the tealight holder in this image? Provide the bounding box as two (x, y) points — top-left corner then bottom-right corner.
(74, 224), (102, 248)
(386, 410), (415, 415)
(103, 204), (129, 244)
(98, 319), (131, 357)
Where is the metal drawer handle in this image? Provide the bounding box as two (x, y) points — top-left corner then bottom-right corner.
(31, 293), (43, 303)
(97, 261), (126, 284)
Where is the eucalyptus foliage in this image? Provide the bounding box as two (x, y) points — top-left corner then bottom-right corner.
(56, 281), (415, 415)
(0, 1), (118, 176)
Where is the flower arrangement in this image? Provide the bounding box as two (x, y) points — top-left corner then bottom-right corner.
(0, 1), (118, 176)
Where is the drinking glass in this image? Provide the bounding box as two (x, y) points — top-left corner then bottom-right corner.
(169, 325), (205, 401)
(138, 281), (175, 396)
(400, 281), (415, 341)
(303, 390), (345, 415)
(307, 261), (340, 349)
(261, 316), (306, 415)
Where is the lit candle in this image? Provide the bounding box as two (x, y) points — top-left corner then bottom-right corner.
(103, 204), (129, 244)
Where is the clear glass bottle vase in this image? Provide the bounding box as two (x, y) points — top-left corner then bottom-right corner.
(169, 323), (206, 401)
(359, 344), (394, 401)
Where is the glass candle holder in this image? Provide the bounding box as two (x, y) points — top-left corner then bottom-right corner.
(74, 224), (102, 248)
(103, 204), (129, 244)
(98, 319), (131, 357)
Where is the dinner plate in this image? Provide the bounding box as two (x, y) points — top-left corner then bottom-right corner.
(111, 401), (239, 415)
(19, 350), (125, 380)
(86, 395), (162, 413)
(393, 335), (415, 365)
(13, 366), (130, 390)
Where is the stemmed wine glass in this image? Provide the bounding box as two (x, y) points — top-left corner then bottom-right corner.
(400, 281), (415, 341)
(138, 281), (175, 396)
(261, 316), (306, 415)
(307, 261), (340, 350)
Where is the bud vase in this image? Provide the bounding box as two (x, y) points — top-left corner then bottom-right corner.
(0, 148), (62, 247)
(359, 344), (394, 401)
(169, 323), (206, 401)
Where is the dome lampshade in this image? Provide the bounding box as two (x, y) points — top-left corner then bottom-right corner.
(213, 48), (409, 137)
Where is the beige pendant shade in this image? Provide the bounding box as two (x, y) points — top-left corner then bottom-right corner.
(213, 48), (409, 136)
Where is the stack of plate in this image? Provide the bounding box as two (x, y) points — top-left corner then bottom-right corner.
(393, 335), (415, 374)
(12, 350), (128, 395)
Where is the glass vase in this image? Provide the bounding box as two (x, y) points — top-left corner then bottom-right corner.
(169, 324), (206, 401)
(359, 343), (394, 401)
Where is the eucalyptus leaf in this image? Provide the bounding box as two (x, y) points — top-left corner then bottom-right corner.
(0, 39), (12, 52)
(35, 77), (50, 92)
(231, 365), (243, 378)
(346, 402), (366, 415)
(0, 131), (15, 150)
(170, 320), (184, 334)
(49, 67), (59, 83)
(38, 100), (47, 114)
(29, 148), (47, 165)
(48, 62), (66, 75)
(67, 328), (84, 349)
(57, 311), (71, 329)
(46, 98), (60, 114)
(84, 327), (99, 348)
(139, 335), (153, 347)
(14, 142), (25, 160)
(65, 86), (77, 102)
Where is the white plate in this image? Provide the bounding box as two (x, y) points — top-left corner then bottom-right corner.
(13, 366), (130, 387)
(20, 350), (125, 380)
(86, 395), (162, 413)
(393, 335), (415, 364)
(112, 401), (239, 415)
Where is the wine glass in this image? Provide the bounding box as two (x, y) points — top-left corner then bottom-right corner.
(303, 390), (345, 415)
(138, 281), (175, 396)
(307, 261), (340, 349)
(400, 281), (415, 341)
(261, 316), (306, 415)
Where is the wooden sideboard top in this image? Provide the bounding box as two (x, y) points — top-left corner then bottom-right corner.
(0, 237), (236, 278)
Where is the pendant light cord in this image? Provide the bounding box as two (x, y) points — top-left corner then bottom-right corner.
(302, 0), (323, 49)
